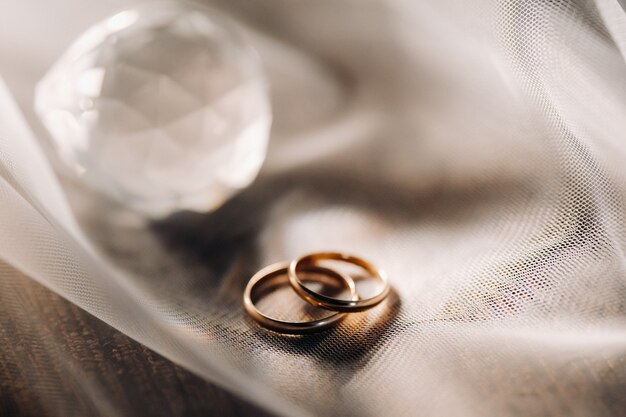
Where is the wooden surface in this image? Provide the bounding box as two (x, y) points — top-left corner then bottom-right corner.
(0, 266), (272, 417)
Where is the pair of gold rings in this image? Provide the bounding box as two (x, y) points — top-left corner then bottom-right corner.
(243, 252), (390, 334)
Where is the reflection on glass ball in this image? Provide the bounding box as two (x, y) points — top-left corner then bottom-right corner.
(35, 2), (272, 217)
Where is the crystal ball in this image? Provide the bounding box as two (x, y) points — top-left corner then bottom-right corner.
(35, 2), (271, 218)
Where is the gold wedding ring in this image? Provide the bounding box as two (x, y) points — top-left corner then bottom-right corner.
(289, 252), (390, 312)
(243, 262), (358, 334)
(243, 252), (390, 334)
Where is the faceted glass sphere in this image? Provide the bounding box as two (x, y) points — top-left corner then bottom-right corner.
(35, 2), (271, 217)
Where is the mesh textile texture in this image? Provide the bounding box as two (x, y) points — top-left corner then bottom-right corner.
(1, 0), (626, 416)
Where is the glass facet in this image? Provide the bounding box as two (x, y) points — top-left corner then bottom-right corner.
(35, 2), (272, 217)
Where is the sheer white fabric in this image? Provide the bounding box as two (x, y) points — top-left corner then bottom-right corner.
(1, 1), (626, 416)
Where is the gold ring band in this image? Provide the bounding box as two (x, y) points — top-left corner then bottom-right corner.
(288, 252), (390, 312)
(243, 262), (358, 334)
